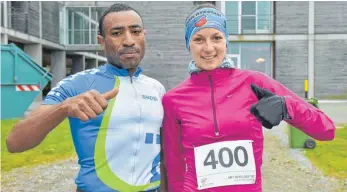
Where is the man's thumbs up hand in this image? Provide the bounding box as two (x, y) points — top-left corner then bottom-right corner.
(64, 87), (119, 122)
(102, 87), (119, 100)
(250, 84), (289, 129)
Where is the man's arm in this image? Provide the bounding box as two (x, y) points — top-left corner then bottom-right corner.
(6, 88), (119, 153)
(6, 103), (69, 153)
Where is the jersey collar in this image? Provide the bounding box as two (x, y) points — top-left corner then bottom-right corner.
(106, 63), (143, 77)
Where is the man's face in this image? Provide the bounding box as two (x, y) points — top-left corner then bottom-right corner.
(98, 11), (146, 69)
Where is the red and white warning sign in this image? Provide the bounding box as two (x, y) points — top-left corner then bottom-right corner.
(16, 85), (40, 91)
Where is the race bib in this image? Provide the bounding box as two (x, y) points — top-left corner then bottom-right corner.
(194, 140), (256, 190)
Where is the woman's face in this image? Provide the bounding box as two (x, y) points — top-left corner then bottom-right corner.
(189, 28), (227, 71)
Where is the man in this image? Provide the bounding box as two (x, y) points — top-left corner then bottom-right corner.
(7, 3), (165, 192)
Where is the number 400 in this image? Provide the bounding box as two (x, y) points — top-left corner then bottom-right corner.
(203, 146), (249, 169)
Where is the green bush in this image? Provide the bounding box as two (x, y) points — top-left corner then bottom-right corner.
(307, 97), (319, 108)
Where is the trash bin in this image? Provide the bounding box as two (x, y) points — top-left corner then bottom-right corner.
(288, 98), (318, 149)
(1, 43), (52, 120)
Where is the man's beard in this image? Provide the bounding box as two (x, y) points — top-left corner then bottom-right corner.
(104, 44), (144, 69)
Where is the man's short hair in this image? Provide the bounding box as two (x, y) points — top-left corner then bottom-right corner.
(98, 3), (143, 36)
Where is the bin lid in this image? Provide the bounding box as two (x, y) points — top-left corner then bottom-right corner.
(1, 43), (53, 83)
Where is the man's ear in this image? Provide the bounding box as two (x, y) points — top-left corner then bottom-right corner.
(97, 35), (105, 50)
(144, 29), (147, 35)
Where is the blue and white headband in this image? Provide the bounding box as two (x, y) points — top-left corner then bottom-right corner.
(185, 7), (228, 51)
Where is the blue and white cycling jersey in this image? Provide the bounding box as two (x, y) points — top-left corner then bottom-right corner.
(44, 63), (165, 192)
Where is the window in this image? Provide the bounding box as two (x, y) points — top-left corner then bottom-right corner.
(224, 1), (273, 34)
(193, 1), (216, 6)
(228, 42), (273, 77)
(66, 6), (103, 45)
(91, 7), (107, 44)
(59, 7), (64, 44)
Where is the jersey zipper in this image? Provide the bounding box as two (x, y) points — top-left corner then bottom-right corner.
(208, 75), (220, 136)
(130, 76), (142, 183)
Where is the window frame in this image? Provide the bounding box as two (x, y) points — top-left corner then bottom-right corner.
(222, 1), (273, 34)
(227, 42), (274, 77)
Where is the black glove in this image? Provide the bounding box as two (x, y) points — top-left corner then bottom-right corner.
(250, 84), (290, 129)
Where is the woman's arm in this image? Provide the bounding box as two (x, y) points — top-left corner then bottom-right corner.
(162, 95), (186, 191)
(257, 72), (335, 141)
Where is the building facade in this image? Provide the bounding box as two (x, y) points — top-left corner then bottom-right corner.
(1, 1), (347, 100)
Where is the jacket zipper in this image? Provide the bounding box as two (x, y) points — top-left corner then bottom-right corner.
(130, 76), (142, 183)
(208, 75), (220, 136)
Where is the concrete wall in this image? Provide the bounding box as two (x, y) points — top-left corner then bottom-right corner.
(315, 2), (347, 34)
(120, 1), (195, 90)
(274, 1), (347, 99)
(4, 1), (347, 99)
(275, 2), (309, 34)
(42, 2), (61, 44)
(314, 40), (347, 99)
(10, 2), (40, 37)
(275, 40), (308, 97)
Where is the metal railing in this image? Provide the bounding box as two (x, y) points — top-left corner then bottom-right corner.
(8, 7), (40, 37)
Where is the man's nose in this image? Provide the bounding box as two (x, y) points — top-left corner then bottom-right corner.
(123, 31), (135, 46)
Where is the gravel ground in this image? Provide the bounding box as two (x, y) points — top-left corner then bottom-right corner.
(2, 124), (346, 192)
(1, 158), (79, 192)
(262, 124), (347, 192)
(2, 103), (347, 192)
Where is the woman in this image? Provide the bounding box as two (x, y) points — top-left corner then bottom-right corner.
(161, 4), (336, 192)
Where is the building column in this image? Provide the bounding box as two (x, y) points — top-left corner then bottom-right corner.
(51, 51), (66, 87)
(39, 1), (42, 39)
(71, 55), (86, 74)
(1, 34), (8, 44)
(1, 1), (8, 44)
(215, 1), (222, 12)
(308, 1), (315, 98)
(24, 43), (43, 101)
(86, 58), (97, 69)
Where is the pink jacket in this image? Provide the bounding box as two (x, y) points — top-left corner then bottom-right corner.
(162, 68), (335, 192)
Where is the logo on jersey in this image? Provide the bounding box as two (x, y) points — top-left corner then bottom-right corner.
(142, 95), (158, 101)
(145, 133), (160, 144)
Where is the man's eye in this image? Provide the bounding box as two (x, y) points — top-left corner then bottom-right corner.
(111, 31), (121, 36)
(132, 30), (142, 34)
(214, 36), (223, 40)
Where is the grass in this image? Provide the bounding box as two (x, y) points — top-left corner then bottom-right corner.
(304, 124), (347, 179)
(1, 118), (76, 172)
(322, 91), (347, 100)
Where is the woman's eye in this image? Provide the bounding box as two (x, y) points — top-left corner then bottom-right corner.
(194, 38), (203, 43)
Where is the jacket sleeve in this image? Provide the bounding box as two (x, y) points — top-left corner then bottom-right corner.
(162, 95), (185, 192)
(257, 72), (336, 141)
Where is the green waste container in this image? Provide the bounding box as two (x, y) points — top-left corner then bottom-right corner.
(1, 43), (52, 120)
(288, 98), (318, 149)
